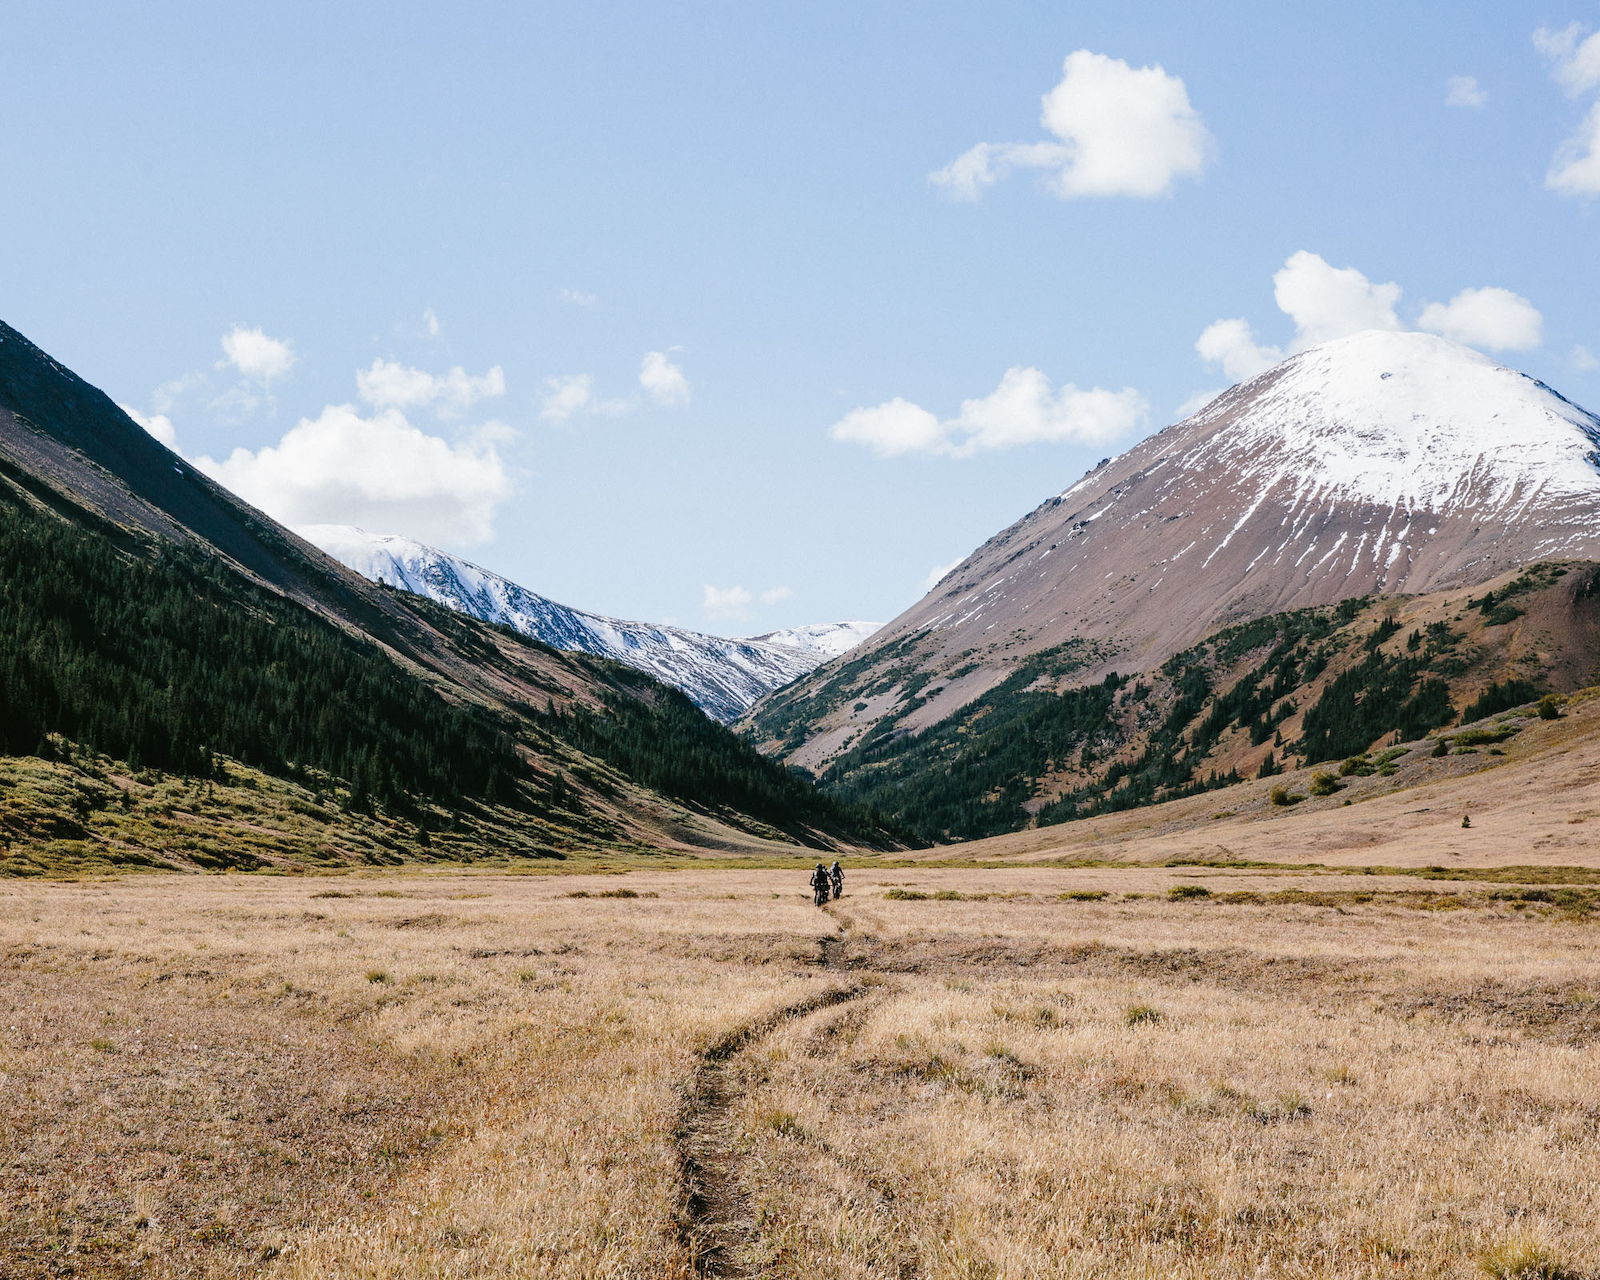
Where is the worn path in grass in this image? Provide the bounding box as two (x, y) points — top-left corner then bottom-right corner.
(676, 981), (868, 1276)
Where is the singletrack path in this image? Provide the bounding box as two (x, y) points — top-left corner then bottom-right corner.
(676, 983), (867, 1276)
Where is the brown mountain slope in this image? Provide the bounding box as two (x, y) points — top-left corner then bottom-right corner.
(749, 331), (1600, 774)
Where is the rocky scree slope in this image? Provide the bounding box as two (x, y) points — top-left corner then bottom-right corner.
(749, 330), (1600, 776)
(301, 524), (879, 723)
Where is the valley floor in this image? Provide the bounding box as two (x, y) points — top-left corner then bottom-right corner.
(3, 862), (1598, 1278)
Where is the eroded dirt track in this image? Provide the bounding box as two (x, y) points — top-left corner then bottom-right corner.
(675, 982), (868, 1276)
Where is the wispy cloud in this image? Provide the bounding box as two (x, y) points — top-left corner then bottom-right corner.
(830, 368), (1145, 459)
(1535, 22), (1600, 195)
(357, 359), (506, 415)
(640, 351), (691, 406)
(703, 584), (754, 622)
(1445, 75), (1487, 108)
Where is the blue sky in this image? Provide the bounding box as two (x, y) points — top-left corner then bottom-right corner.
(3, 2), (1598, 632)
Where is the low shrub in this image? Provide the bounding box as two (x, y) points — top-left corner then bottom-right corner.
(1168, 884), (1211, 900)
(1453, 727), (1518, 748)
(1061, 889), (1108, 902)
(884, 888), (927, 900)
(1269, 785), (1304, 806)
(1309, 771), (1343, 796)
(1477, 1235), (1582, 1279)
(1124, 1004), (1163, 1027)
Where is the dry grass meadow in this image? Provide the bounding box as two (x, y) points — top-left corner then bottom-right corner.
(3, 859), (1599, 1279)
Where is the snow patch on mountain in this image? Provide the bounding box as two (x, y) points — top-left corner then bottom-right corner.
(298, 525), (880, 723)
(750, 621), (880, 660)
(1102, 330), (1600, 515)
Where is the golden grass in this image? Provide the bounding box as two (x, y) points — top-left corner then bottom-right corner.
(3, 865), (1598, 1277)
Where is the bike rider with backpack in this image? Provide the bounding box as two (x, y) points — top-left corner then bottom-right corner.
(829, 860), (843, 900)
(809, 862), (830, 907)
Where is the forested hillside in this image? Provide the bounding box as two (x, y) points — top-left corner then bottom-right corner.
(774, 562), (1600, 843)
(0, 315), (911, 873)
(0, 463), (522, 812)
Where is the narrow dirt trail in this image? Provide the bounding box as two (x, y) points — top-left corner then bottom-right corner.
(673, 893), (877, 1276)
(676, 983), (866, 1276)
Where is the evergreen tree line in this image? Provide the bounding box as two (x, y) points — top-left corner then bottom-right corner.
(539, 665), (902, 849)
(812, 606), (1352, 843)
(0, 481), (522, 810)
(818, 662), (1125, 844)
(1297, 619), (1461, 763)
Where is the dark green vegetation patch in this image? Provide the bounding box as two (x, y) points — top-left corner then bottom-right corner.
(0, 468), (521, 811)
(541, 663), (901, 849)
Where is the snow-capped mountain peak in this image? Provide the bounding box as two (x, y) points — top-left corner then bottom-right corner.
(297, 525), (880, 722)
(1174, 329), (1600, 515)
(761, 331), (1600, 773)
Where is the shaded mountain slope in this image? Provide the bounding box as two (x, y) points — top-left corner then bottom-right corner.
(749, 332), (1600, 776)
(301, 524), (880, 722)
(0, 319), (897, 868)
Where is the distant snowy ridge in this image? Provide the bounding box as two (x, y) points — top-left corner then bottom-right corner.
(298, 525), (880, 723)
(750, 621), (882, 660)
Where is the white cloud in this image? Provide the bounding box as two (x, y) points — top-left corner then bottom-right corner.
(560, 288), (599, 308)
(1547, 101), (1600, 195)
(423, 308), (441, 337)
(1536, 23), (1600, 96)
(1273, 251), (1402, 348)
(121, 405), (178, 449)
(207, 384), (263, 421)
(1536, 23), (1600, 195)
(703, 584), (754, 622)
(830, 398), (946, 457)
(1194, 318), (1282, 382)
(831, 368), (1146, 459)
(640, 351), (691, 406)
(1445, 75), (1487, 109)
(1198, 252), (1544, 384)
(759, 586), (792, 605)
(1573, 345), (1599, 372)
(220, 326), (296, 383)
(931, 50), (1210, 200)
(152, 373), (203, 414)
(193, 405), (510, 545)
(1417, 286), (1543, 351)
(923, 558), (963, 591)
(540, 374), (597, 423)
(357, 358), (506, 414)
(1175, 388), (1226, 419)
